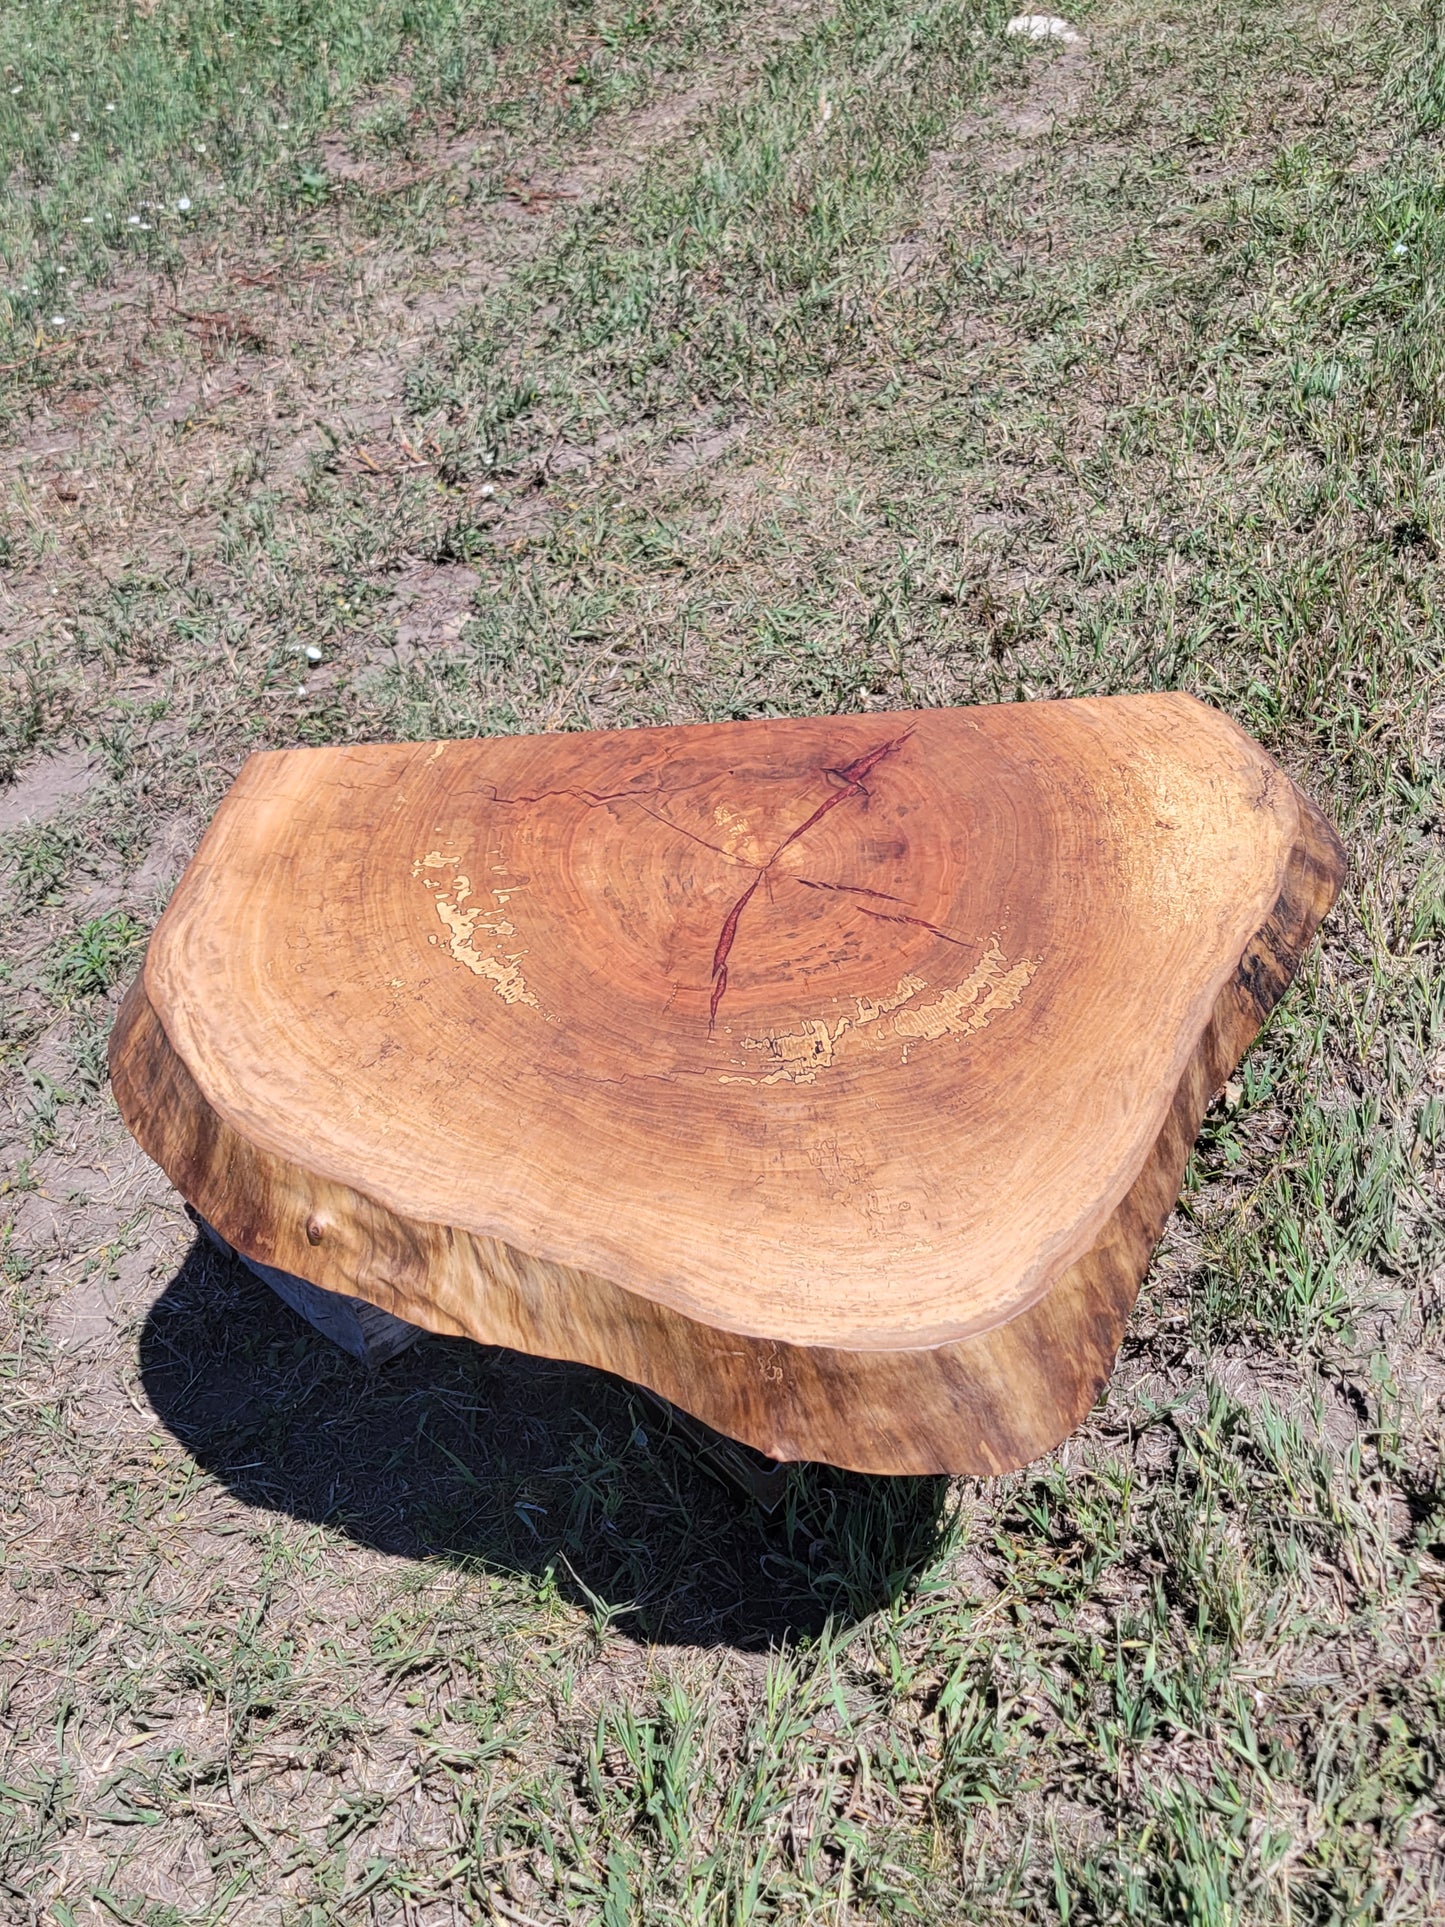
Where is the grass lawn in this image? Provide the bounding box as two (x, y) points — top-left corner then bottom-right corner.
(2, 0), (1444, 1916)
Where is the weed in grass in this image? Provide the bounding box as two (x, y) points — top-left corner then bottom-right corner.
(46, 910), (144, 1001)
(1, 818), (85, 908)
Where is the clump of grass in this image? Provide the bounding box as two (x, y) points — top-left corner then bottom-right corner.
(46, 909), (143, 1000)
(1, 821), (82, 909)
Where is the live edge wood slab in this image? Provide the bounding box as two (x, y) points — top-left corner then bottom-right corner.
(110, 694), (1344, 1477)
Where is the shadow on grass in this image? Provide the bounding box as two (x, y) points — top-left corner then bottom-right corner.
(139, 1234), (956, 1650)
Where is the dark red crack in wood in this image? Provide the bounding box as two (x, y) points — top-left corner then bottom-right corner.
(850, 904), (980, 947)
(466, 730), (960, 1029)
(792, 877), (905, 903)
(706, 730), (916, 1032)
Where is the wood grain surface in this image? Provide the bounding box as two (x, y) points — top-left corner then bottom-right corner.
(110, 694), (1345, 1474)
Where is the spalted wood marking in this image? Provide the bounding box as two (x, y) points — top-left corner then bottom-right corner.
(110, 695), (1345, 1475)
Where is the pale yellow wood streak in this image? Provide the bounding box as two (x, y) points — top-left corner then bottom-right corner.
(414, 852), (542, 1013)
(720, 942), (1038, 1085)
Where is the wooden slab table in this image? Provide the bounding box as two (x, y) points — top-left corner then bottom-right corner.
(111, 695), (1343, 1475)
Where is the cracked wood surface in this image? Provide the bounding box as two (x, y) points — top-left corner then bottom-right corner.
(109, 695), (1344, 1474)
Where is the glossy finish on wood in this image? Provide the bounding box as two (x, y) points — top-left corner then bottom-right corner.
(110, 695), (1344, 1474)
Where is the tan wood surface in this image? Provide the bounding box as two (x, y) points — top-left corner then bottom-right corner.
(110, 694), (1344, 1475)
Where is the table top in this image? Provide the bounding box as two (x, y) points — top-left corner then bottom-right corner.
(112, 694), (1343, 1472)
